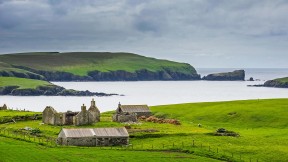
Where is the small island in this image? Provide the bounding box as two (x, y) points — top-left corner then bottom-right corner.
(263, 77), (288, 88)
(0, 77), (115, 96)
(202, 70), (245, 81)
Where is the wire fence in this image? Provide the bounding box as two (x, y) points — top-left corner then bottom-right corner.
(0, 129), (262, 162)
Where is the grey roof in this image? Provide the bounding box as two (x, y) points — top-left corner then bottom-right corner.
(120, 105), (151, 113)
(60, 127), (129, 138)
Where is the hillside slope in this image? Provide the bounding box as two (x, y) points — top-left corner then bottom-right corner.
(0, 52), (200, 81)
(0, 77), (115, 96)
(263, 77), (288, 88)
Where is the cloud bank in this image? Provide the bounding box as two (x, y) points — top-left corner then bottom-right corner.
(0, 0), (288, 68)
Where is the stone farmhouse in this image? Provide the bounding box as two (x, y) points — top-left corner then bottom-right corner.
(42, 99), (100, 126)
(0, 104), (7, 110)
(57, 127), (129, 146)
(113, 103), (152, 122)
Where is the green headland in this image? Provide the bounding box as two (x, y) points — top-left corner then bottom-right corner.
(0, 52), (200, 81)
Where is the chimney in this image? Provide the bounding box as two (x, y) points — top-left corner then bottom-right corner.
(91, 98), (96, 107)
(81, 104), (86, 111)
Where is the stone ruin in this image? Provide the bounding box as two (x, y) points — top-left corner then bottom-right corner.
(42, 99), (100, 126)
(112, 102), (151, 122)
(0, 104), (7, 110)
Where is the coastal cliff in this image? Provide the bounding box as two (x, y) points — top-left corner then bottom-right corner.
(202, 70), (245, 81)
(263, 77), (288, 88)
(0, 52), (200, 81)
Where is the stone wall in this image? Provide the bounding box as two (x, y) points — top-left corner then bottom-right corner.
(0, 104), (7, 110)
(57, 137), (128, 146)
(112, 113), (137, 122)
(135, 112), (152, 117)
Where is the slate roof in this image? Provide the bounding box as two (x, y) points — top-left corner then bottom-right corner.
(119, 105), (151, 113)
(60, 127), (129, 138)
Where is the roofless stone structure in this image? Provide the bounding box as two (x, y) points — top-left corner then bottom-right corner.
(42, 99), (100, 126)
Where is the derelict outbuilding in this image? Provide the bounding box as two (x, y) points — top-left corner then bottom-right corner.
(57, 127), (129, 146)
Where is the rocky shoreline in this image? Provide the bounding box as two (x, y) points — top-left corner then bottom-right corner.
(9, 66), (200, 81)
(249, 79), (288, 88)
(0, 85), (117, 96)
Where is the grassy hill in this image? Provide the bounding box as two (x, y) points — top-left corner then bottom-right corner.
(264, 77), (288, 88)
(0, 77), (52, 89)
(1, 99), (288, 161)
(0, 52), (199, 81)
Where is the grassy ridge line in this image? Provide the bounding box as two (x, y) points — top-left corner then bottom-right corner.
(0, 52), (197, 76)
(151, 99), (288, 128)
(0, 77), (52, 89)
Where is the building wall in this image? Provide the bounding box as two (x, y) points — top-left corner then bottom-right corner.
(135, 112), (152, 117)
(57, 137), (128, 146)
(74, 110), (94, 126)
(0, 104), (7, 110)
(42, 107), (56, 125)
(112, 113), (137, 122)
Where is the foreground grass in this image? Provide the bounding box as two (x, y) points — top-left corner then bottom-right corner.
(1, 99), (288, 161)
(0, 137), (217, 162)
(0, 77), (52, 89)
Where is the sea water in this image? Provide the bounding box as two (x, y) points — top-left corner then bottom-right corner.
(0, 68), (287, 112)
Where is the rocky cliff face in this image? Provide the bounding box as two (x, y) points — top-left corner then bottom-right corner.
(202, 70), (245, 81)
(11, 66), (200, 81)
(88, 69), (200, 81)
(263, 79), (288, 88)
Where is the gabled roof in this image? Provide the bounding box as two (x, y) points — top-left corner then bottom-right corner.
(119, 105), (150, 113)
(60, 127), (129, 138)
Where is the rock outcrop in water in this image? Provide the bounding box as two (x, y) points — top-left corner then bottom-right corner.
(263, 79), (288, 88)
(202, 70), (245, 81)
(0, 85), (116, 96)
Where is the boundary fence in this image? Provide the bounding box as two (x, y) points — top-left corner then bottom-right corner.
(0, 129), (262, 162)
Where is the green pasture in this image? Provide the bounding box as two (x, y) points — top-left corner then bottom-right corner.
(0, 77), (52, 89)
(1, 99), (288, 161)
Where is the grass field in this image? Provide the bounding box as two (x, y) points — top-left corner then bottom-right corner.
(275, 77), (288, 83)
(0, 52), (197, 76)
(0, 77), (52, 89)
(0, 137), (218, 162)
(1, 99), (288, 161)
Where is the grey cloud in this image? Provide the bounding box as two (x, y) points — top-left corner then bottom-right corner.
(0, 0), (288, 68)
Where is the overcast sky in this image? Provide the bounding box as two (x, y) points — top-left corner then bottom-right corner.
(0, 0), (288, 68)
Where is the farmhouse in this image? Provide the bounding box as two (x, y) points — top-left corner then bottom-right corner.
(113, 103), (152, 122)
(0, 104), (7, 110)
(42, 99), (100, 126)
(57, 127), (129, 146)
